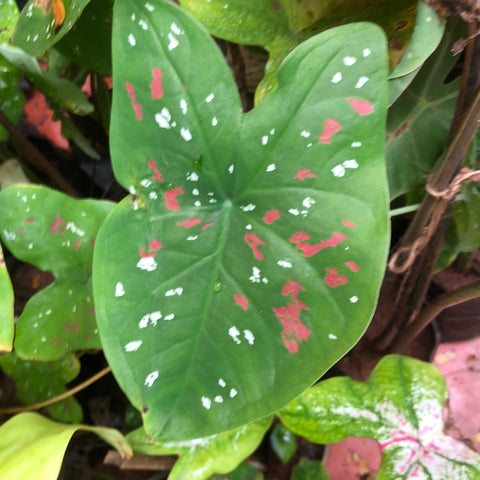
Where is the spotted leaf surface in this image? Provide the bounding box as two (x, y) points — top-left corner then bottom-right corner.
(127, 416), (272, 480)
(279, 355), (480, 479)
(93, 0), (389, 441)
(0, 185), (114, 360)
(0, 244), (14, 352)
(0, 0), (24, 142)
(0, 352), (82, 423)
(12, 0), (92, 58)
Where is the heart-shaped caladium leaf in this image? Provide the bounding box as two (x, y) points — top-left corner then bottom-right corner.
(278, 355), (480, 479)
(93, 0), (389, 440)
(0, 185), (114, 360)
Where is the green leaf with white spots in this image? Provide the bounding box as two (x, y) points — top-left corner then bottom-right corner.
(0, 184), (114, 361)
(0, 351), (82, 423)
(278, 355), (480, 479)
(386, 18), (464, 200)
(0, 0), (25, 142)
(290, 458), (330, 480)
(179, 0), (417, 103)
(12, 0), (92, 58)
(0, 412), (132, 480)
(0, 43), (93, 115)
(0, 244), (14, 353)
(127, 416), (273, 480)
(93, 0), (389, 441)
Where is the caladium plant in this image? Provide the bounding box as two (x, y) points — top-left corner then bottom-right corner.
(0, 184), (114, 361)
(278, 355), (480, 479)
(93, 0), (389, 441)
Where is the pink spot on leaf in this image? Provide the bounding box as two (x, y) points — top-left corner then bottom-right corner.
(295, 232), (346, 258)
(347, 97), (373, 115)
(202, 222), (214, 229)
(272, 279), (311, 353)
(324, 268), (348, 288)
(165, 187), (184, 211)
(148, 159), (164, 182)
(50, 216), (67, 235)
(150, 67), (164, 99)
(294, 169), (317, 180)
(25, 219), (35, 224)
(342, 219), (356, 227)
(74, 241), (81, 250)
(177, 218), (201, 228)
(289, 232), (311, 244)
(139, 239), (162, 258)
(19, 228), (25, 235)
(345, 261), (359, 272)
(263, 209), (281, 224)
(125, 83), (143, 120)
(148, 239), (162, 251)
(244, 233), (266, 260)
(319, 119), (341, 144)
(234, 293), (248, 311)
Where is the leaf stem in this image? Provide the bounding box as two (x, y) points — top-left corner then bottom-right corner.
(388, 280), (480, 354)
(0, 366), (111, 415)
(0, 109), (79, 198)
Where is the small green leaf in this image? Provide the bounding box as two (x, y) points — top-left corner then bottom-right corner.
(279, 355), (480, 479)
(128, 417), (273, 480)
(0, 184), (114, 360)
(56, 0), (113, 75)
(388, 0), (445, 105)
(270, 423), (297, 464)
(94, 0), (389, 441)
(290, 458), (330, 480)
(0, 412), (132, 480)
(0, 244), (14, 352)
(0, 0), (25, 141)
(386, 19), (464, 200)
(0, 43), (93, 115)
(0, 351), (82, 423)
(12, 0), (92, 58)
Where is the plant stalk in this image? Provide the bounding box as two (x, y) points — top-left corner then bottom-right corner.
(389, 280), (480, 353)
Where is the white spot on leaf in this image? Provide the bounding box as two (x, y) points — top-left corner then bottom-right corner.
(343, 56), (356, 66)
(355, 76), (369, 88)
(240, 204), (255, 212)
(145, 371), (159, 387)
(277, 260), (292, 268)
(228, 326), (241, 344)
(205, 93), (214, 103)
(328, 333), (338, 340)
(266, 163), (276, 172)
(136, 257), (157, 271)
(363, 48), (371, 57)
(243, 330), (255, 345)
(331, 72), (342, 83)
(201, 396), (211, 409)
(180, 128), (192, 141)
(155, 108), (172, 129)
(128, 34), (136, 46)
(125, 340), (142, 352)
(168, 32), (179, 50)
(350, 296), (359, 303)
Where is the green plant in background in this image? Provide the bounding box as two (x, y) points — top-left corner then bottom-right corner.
(0, 0), (479, 479)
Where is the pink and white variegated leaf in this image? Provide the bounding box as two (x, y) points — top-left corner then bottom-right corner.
(93, 0), (389, 441)
(0, 184), (114, 360)
(279, 355), (480, 479)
